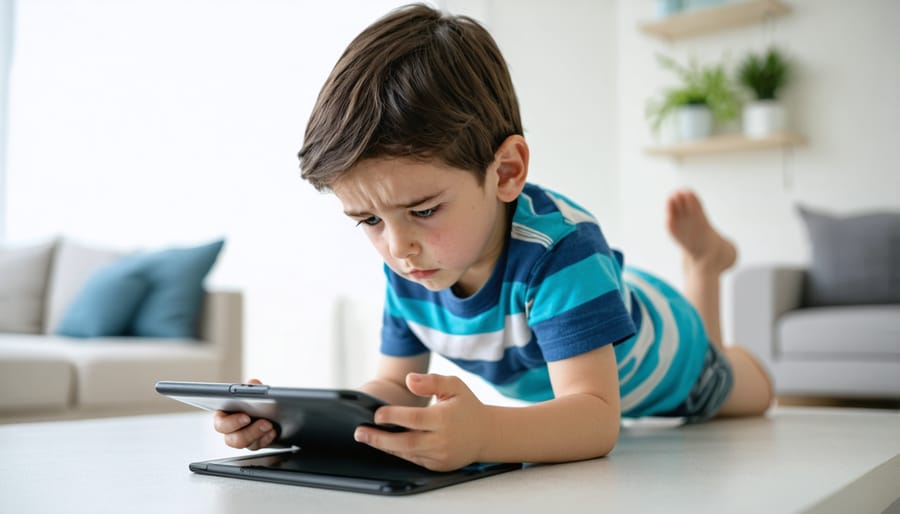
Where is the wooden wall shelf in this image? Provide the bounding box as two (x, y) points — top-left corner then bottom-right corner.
(645, 132), (805, 158)
(639, 0), (791, 41)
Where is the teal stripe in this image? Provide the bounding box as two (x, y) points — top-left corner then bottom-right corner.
(515, 209), (576, 244)
(515, 192), (581, 243)
(618, 268), (709, 416)
(385, 282), (529, 335)
(528, 254), (623, 324)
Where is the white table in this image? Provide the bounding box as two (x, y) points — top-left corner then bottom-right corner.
(2, 407), (898, 514)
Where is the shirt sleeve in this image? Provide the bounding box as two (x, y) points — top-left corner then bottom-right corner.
(526, 226), (636, 362)
(380, 274), (429, 357)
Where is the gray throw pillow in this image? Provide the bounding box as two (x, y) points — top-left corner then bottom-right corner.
(0, 240), (56, 333)
(798, 205), (900, 306)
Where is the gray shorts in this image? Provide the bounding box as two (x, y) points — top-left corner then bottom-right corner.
(660, 343), (734, 423)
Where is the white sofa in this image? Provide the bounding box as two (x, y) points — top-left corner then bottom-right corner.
(0, 239), (243, 423)
(732, 265), (900, 399)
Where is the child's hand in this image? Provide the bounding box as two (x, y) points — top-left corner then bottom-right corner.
(212, 378), (278, 450)
(353, 373), (490, 472)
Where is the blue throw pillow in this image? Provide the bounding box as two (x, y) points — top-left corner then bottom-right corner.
(55, 271), (149, 338)
(56, 239), (224, 339)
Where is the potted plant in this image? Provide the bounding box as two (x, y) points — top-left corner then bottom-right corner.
(646, 54), (741, 142)
(737, 47), (790, 137)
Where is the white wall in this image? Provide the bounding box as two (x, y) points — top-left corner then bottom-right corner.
(481, 0), (620, 238)
(615, 0), (900, 340)
(5, 0), (407, 386)
(0, 0), (12, 240)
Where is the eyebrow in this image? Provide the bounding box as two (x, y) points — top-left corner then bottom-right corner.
(343, 192), (443, 218)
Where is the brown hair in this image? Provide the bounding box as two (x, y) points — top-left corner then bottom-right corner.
(298, 3), (522, 191)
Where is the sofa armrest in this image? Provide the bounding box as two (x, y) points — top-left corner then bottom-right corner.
(731, 266), (805, 366)
(198, 290), (243, 382)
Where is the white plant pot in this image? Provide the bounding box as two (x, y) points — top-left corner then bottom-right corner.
(743, 100), (786, 137)
(677, 104), (713, 141)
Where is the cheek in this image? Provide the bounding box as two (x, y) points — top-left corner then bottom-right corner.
(426, 226), (472, 264)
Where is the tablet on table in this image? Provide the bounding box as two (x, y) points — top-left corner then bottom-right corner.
(156, 380), (521, 495)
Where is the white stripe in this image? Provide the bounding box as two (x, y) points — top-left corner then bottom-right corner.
(621, 282), (633, 314)
(407, 313), (532, 362)
(619, 273), (680, 412)
(547, 193), (597, 225)
(616, 298), (655, 384)
(511, 222), (553, 247)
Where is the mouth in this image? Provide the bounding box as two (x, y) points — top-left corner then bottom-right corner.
(408, 268), (439, 280)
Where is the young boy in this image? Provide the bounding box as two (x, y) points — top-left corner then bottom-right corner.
(214, 3), (774, 471)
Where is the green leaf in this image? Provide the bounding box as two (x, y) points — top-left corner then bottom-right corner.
(646, 54), (741, 132)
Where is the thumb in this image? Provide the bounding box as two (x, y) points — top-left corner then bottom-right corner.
(405, 373), (466, 401)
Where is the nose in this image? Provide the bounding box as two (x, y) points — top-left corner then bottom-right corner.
(385, 223), (420, 260)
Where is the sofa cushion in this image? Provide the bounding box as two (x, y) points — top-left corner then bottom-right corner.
(777, 305), (900, 359)
(0, 241), (56, 334)
(56, 239), (224, 339)
(798, 206), (900, 306)
(44, 239), (125, 334)
(52, 337), (223, 407)
(0, 334), (223, 410)
(0, 334), (74, 411)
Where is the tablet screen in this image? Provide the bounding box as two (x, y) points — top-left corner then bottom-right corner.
(192, 448), (522, 495)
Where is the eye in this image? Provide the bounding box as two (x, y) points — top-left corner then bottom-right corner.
(411, 207), (438, 218)
(356, 215), (381, 227)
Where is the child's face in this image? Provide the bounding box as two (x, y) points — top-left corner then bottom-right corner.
(333, 157), (509, 297)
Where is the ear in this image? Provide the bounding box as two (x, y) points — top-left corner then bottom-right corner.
(491, 135), (529, 203)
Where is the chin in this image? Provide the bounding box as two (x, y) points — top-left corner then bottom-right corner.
(418, 280), (452, 292)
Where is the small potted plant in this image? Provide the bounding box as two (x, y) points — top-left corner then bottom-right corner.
(737, 46), (790, 137)
(646, 54), (741, 142)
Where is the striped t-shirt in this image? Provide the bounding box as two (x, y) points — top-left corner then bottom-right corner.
(380, 183), (709, 417)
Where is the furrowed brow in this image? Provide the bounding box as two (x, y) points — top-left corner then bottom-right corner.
(343, 193), (442, 218)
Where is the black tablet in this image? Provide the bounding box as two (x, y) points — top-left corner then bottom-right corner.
(155, 380), (401, 449)
(188, 448), (522, 495)
(155, 380), (522, 494)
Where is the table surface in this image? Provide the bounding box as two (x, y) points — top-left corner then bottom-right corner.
(2, 407), (899, 514)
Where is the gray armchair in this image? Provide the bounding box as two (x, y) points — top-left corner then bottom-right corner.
(731, 265), (900, 399)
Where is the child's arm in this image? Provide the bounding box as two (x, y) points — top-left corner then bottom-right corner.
(358, 353), (431, 407)
(353, 344), (621, 471)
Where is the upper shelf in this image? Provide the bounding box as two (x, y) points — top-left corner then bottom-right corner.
(645, 132), (805, 158)
(639, 0), (792, 41)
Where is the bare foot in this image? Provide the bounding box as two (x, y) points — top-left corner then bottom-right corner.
(666, 189), (737, 274)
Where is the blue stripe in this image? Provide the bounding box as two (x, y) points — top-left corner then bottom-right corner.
(521, 224), (613, 283)
(385, 281), (531, 335)
(521, 184), (561, 215)
(381, 312), (427, 356)
(528, 254), (623, 325)
(531, 290), (635, 361)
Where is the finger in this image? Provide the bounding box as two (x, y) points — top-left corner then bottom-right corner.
(223, 418), (275, 449)
(246, 428), (278, 451)
(213, 411), (252, 434)
(405, 373), (466, 401)
(374, 405), (436, 431)
(354, 425), (429, 456)
(246, 378), (262, 385)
